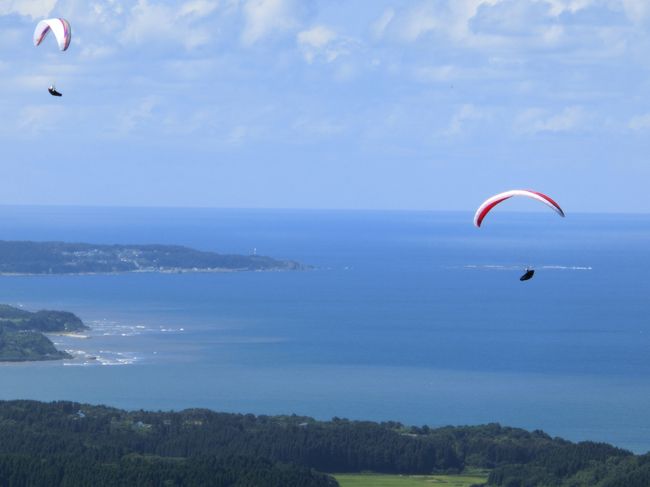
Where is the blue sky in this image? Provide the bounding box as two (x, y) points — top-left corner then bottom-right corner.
(1, 0), (650, 212)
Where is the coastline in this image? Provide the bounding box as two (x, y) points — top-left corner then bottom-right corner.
(0, 267), (306, 277)
(46, 332), (90, 339)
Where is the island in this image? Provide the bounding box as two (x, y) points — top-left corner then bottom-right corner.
(0, 240), (305, 274)
(0, 304), (87, 361)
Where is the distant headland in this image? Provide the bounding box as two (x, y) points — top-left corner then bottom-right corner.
(0, 240), (306, 274)
(0, 305), (87, 362)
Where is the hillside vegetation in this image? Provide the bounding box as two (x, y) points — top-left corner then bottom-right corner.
(0, 305), (86, 361)
(0, 401), (647, 486)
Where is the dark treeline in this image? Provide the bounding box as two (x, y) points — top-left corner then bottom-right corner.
(0, 400), (647, 486)
(0, 454), (334, 487)
(486, 447), (650, 486)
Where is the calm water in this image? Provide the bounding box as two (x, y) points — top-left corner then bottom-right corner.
(0, 207), (648, 452)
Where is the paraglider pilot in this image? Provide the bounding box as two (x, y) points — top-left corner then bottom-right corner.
(520, 268), (535, 281)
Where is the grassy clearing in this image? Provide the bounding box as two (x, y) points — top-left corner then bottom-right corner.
(333, 472), (488, 487)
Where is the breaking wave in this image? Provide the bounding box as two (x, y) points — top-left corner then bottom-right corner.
(53, 318), (187, 367)
(462, 264), (592, 271)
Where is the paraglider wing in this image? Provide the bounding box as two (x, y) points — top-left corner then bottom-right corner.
(474, 189), (564, 228)
(48, 86), (62, 97)
(33, 18), (71, 51)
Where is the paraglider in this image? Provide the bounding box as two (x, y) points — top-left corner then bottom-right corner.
(33, 18), (71, 96)
(474, 190), (565, 281)
(48, 85), (62, 97)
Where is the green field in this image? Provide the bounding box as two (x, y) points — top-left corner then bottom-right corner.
(334, 472), (488, 487)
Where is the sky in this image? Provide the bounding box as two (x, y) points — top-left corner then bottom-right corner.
(1, 0), (650, 212)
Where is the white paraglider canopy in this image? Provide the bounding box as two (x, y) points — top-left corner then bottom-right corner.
(474, 189), (565, 228)
(33, 18), (71, 51)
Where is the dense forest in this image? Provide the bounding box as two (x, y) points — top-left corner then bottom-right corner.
(0, 241), (304, 274)
(0, 305), (87, 361)
(0, 400), (647, 486)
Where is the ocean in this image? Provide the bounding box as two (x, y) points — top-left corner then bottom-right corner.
(0, 206), (648, 452)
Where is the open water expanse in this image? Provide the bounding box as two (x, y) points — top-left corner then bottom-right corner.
(0, 206), (648, 452)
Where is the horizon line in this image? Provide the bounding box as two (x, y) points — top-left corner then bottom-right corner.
(0, 203), (646, 215)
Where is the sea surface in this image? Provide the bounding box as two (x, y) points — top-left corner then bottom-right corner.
(0, 206), (648, 452)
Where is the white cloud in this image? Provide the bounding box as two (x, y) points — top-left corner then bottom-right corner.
(79, 44), (116, 59)
(116, 95), (159, 134)
(443, 104), (490, 136)
(120, 0), (218, 50)
(163, 58), (218, 81)
(0, 0), (57, 20)
(622, 0), (650, 24)
(224, 124), (252, 145)
(0, 27), (26, 51)
(516, 106), (585, 134)
(372, 8), (394, 39)
(292, 117), (345, 137)
(446, 0), (502, 42)
(241, 0), (298, 46)
(298, 25), (334, 49)
(297, 25), (353, 63)
(373, 0), (553, 51)
(628, 113), (650, 131)
(17, 105), (64, 135)
(90, 0), (125, 18)
(414, 65), (457, 82)
(545, 0), (594, 17)
(180, 0), (219, 18)
(10, 75), (53, 91)
(398, 2), (440, 42)
(393, 0), (505, 44)
(372, 0), (638, 58)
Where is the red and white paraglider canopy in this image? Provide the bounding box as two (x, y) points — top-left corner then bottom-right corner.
(474, 190), (565, 228)
(33, 18), (71, 51)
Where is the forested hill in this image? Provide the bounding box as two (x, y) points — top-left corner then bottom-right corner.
(0, 305), (87, 361)
(0, 241), (305, 274)
(0, 304), (87, 333)
(0, 400), (648, 486)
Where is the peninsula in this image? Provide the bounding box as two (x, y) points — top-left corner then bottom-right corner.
(0, 241), (304, 274)
(0, 304), (87, 361)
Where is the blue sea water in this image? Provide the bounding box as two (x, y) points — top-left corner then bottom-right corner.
(0, 206), (648, 452)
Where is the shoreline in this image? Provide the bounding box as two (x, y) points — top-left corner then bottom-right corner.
(0, 267), (305, 277)
(46, 332), (90, 339)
